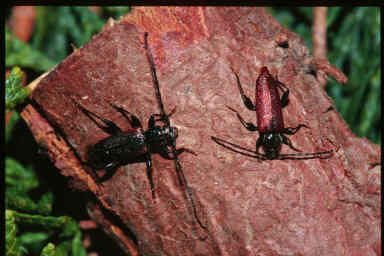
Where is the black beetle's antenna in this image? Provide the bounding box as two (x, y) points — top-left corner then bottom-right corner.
(144, 32), (166, 119)
(144, 32), (207, 231)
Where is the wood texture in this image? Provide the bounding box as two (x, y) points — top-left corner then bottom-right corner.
(21, 7), (380, 256)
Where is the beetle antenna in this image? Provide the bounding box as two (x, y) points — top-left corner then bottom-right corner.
(173, 156), (207, 231)
(278, 150), (333, 160)
(144, 32), (167, 119)
(144, 32), (206, 233)
(211, 136), (267, 159)
(211, 136), (333, 160)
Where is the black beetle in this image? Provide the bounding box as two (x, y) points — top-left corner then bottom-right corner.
(73, 32), (206, 230)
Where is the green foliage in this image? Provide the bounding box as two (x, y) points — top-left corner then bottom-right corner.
(5, 111), (20, 143)
(5, 7), (133, 255)
(6, 28), (56, 71)
(5, 66), (30, 112)
(6, 209), (87, 256)
(32, 7), (105, 62)
(41, 243), (56, 256)
(103, 6), (132, 19)
(270, 7), (381, 145)
(5, 156), (87, 255)
(6, 157), (53, 215)
(6, 210), (26, 256)
(327, 7), (380, 145)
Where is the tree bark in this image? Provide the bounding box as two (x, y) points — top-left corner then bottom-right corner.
(21, 7), (380, 256)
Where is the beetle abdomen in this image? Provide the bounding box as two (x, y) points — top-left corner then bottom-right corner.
(87, 132), (146, 170)
(255, 67), (284, 133)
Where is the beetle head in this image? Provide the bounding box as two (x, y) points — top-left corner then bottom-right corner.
(259, 133), (282, 159)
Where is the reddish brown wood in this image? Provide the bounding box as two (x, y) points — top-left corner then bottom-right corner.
(22, 7), (380, 256)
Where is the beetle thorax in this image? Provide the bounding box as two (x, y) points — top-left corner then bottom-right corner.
(260, 133), (282, 159)
(144, 125), (178, 146)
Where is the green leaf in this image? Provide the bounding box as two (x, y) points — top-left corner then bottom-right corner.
(41, 243), (56, 256)
(13, 212), (72, 230)
(32, 7), (104, 62)
(5, 66), (30, 111)
(6, 157), (38, 191)
(72, 231), (87, 256)
(103, 6), (132, 19)
(56, 240), (72, 256)
(6, 210), (26, 256)
(5, 28), (56, 71)
(6, 157), (54, 215)
(19, 232), (52, 255)
(5, 111), (20, 144)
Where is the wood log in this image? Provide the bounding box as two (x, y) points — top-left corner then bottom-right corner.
(21, 7), (380, 256)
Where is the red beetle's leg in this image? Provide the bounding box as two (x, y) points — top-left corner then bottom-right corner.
(276, 81), (290, 108)
(233, 71), (257, 111)
(281, 134), (302, 152)
(227, 105), (258, 132)
(256, 136), (263, 154)
(282, 124), (309, 135)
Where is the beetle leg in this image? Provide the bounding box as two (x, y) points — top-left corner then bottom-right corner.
(148, 113), (169, 128)
(255, 135), (263, 154)
(174, 147), (197, 156)
(233, 71), (257, 111)
(162, 146), (197, 160)
(109, 104), (143, 129)
(227, 106), (258, 132)
(282, 124), (308, 135)
(166, 106), (177, 118)
(276, 81), (290, 108)
(280, 88), (290, 108)
(144, 153), (156, 199)
(148, 105), (177, 128)
(281, 134), (302, 152)
(73, 100), (122, 135)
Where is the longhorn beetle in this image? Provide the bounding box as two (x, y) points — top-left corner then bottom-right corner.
(211, 66), (333, 160)
(73, 32), (206, 230)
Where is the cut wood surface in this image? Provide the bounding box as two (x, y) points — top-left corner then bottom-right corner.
(21, 7), (380, 256)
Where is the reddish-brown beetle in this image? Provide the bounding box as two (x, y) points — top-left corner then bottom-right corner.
(212, 66), (333, 160)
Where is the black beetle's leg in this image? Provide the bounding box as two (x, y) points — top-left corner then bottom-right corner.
(276, 81), (290, 108)
(98, 165), (119, 182)
(148, 114), (167, 128)
(233, 70), (257, 111)
(282, 124), (308, 135)
(148, 107), (177, 128)
(227, 106), (258, 132)
(162, 147), (197, 159)
(166, 107), (177, 120)
(174, 147), (197, 156)
(281, 134), (302, 152)
(144, 153), (156, 199)
(72, 99), (122, 135)
(109, 104), (143, 129)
